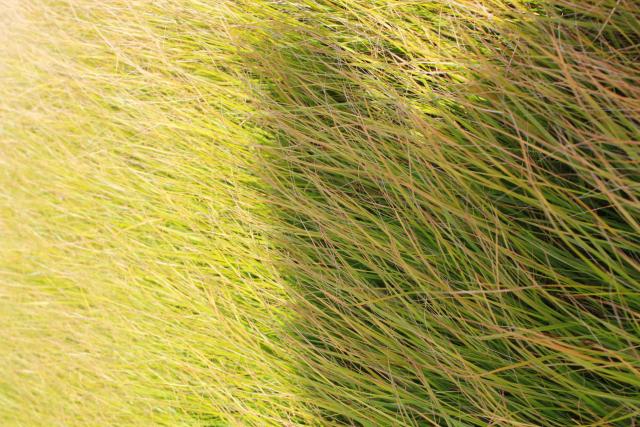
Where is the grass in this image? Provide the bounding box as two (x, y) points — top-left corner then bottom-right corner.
(1, 0), (639, 426)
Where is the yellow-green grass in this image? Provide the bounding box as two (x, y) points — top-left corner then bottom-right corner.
(1, 2), (311, 425)
(1, 0), (639, 426)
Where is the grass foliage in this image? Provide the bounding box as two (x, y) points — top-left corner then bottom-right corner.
(1, 0), (639, 426)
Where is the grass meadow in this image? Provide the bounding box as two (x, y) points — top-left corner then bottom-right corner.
(1, 0), (639, 425)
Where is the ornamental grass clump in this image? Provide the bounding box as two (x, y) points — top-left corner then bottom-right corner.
(1, 0), (639, 426)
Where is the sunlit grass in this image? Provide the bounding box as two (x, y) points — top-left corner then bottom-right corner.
(0, 1), (312, 425)
(1, 0), (639, 426)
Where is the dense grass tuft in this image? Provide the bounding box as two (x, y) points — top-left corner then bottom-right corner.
(1, 0), (639, 426)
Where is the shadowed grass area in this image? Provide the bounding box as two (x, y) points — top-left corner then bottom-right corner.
(237, 1), (640, 425)
(1, 0), (639, 426)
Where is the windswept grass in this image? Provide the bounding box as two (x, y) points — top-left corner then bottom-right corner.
(1, 0), (639, 426)
(0, 2), (311, 425)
